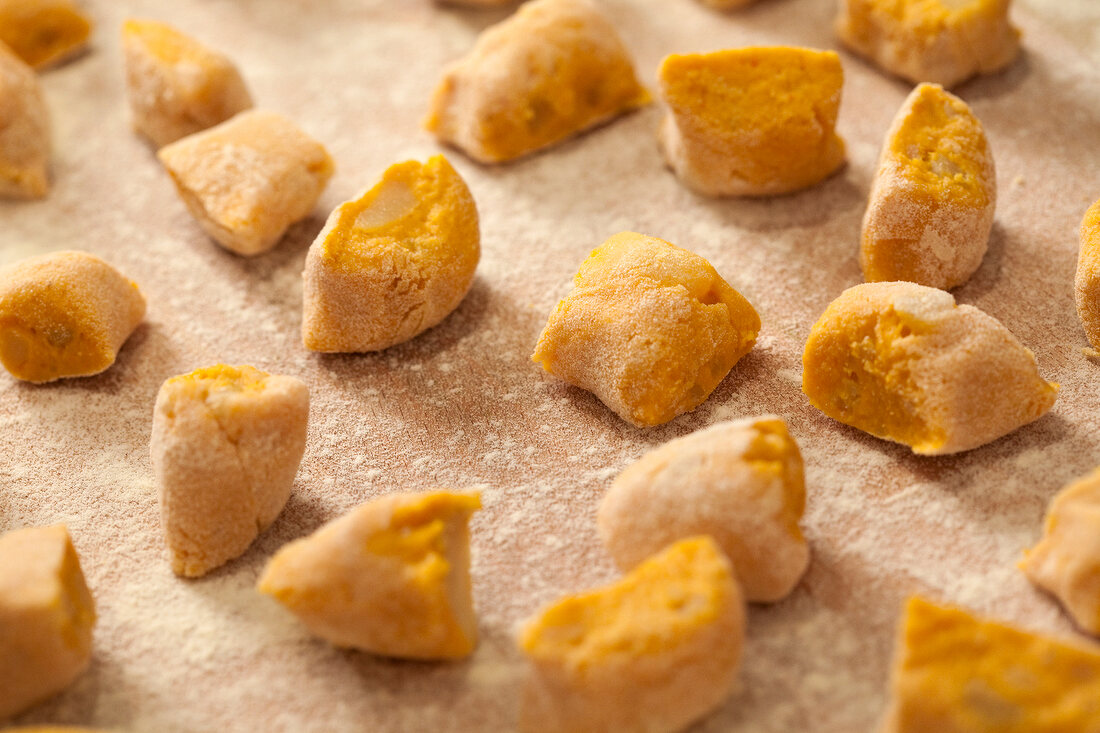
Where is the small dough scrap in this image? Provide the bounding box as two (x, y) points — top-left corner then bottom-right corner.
(0, 41), (50, 199)
(802, 281), (1057, 455)
(302, 155), (479, 352)
(532, 231), (760, 427)
(882, 596), (1100, 732)
(1020, 466), (1100, 636)
(258, 490), (481, 660)
(157, 109), (334, 256)
(861, 82), (995, 289)
(0, 0), (91, 69)
(0, 525), (96, 719)
(518, 536), (745, 733)
(151, 364), (309, 578)
(835, 0), (1020, 88)
(1074, 197), (1100, 350)
(0, 250), (146, 383)
(598, 415), (809, 603)
(657, 46), (846, 197)
(424, 0), (650, 163)
(122, 18), (254, 148)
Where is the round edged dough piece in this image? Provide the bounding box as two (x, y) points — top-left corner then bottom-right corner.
(1074, 197), (1100, 351)
(0, 42), (50, 199)
(0, 0), (91, 69)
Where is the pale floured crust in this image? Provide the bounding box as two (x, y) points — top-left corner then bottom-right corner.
(151, 364), (309, 578)
(598, 415), (809, 603)
(0, 0), (91, 69)
(861, 83), (995, 290)
(1074, 198), (1100, 350)
(157, 110), (334, 256)
(0, 41), (50, 199)
(424, 0), (650, 164)
(802, 281), (1057, 455)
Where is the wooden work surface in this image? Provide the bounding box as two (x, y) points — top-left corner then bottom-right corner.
(2, 0), (1099, 730)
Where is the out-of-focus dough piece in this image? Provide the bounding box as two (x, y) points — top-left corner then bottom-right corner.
(435, 0), (515, 5)
(157, 109), (334, 256)
(122, 18), (254, 149)
(598, 415), (809, 602)
(802, 281), (1057, 455)
(881, 596), (1100, 732)
(151, 364), (309, 578)
(424, 0), (650, 163)
(1020, 466), (1100, 636)
(258, 490), (481, 660)
(657, 46), (846, 197)
(302, 155), (479, 352)
(0, 41), (50, 199)
(698, 0), (758, 9)
(0, 525), (96, 719)
(0, 0), (91, 69)
(1074, 198), (1100, 351)
(518, 536), (745, 733)
(532, 232), (759, 427)
(861, 82), (995, 289)
(0, 250), (145, 383)
(835, 0), (1020, 88)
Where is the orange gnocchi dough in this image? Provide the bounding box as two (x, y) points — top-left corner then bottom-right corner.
(1074, 197), (1100, 351)
(0, 41), (50, 199)
(0, 0), (91, 69)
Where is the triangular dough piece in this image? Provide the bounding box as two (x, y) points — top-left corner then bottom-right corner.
(0, 0), (91, 68)
(0, 42), (49, 199)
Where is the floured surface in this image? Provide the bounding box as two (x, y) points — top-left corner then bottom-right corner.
(1, 1), (1098, 731)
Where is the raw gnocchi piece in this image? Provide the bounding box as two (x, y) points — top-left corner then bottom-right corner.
(0, 0), (91, 69)
(0, 41), (50, 199)
(802, 282), (1057, 455)
(1074, 197), (1100, 351)
(151, 364), (309, 578)
(532, 231), (760, 427)
(861, 83), (995, 290)
(0, 525), (96, 719)
(657, 46), (846, 197)
(258, 490), (481, 660)
(835, 0), (1020, 88)
(598, 416), (809, 602)
(122, 18), (254, 148)
(698, 0), (758, 8)
(424, 0), (650, 163)
(518, 536), (745, 733)
(302, 155), (479, 352)
(157, 110), (334, 256)
(0, 251), (145, 383)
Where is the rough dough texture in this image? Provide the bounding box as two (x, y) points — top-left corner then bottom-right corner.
(532, 232), (760, 427)
(122, 18), (254, 149)
(0, 250), (145, 383)
(518, 536), (745, 733)
(881, 596), (1100, 732)
(598, 415), (809, 603)
(0, 525), (96, 719)
(861, 83), (995, 289)
(802, 281), (1057, 455)
(424, 0), (650, 164)
(302, 155), (479, 352)
(0, 0), (91, 69)
(157, 109), (334, 256)
(1074, 198), (1100, 350)
(1020, 466), (1100, 636)
(835, 0), (1021, 88)
(657, 46), (846, 197)
(0, 41), (50, 199)
(150, 364), (309, 578)
(258, 490), (481, 660)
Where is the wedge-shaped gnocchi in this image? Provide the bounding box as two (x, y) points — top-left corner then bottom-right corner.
(519, 536), (745, 733)
(425, 0), (650, 163)
(1075, 198), (1100, 351)
(122, 19), (254, 148)
(302, 155), (479, 352)
(0, 251), (145, 383)
(1020, 467), (1100, 636)
(258, 491), (481, 660)
(835, 0), (1020, 88)
(0, 0), (91, 69)
(882, 597), (1100, 732)
(802, 282), (1057, 455)
(532, 232), (759, 427)
(862, 83), (994, 290)
(157, 110), (334, 256)
(0, 525), (96, 719)
(599, 416), (809, 603)
(658, 46), (846, 197)
(151, 364), (309, 577)
(0, 42), (50, 199)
